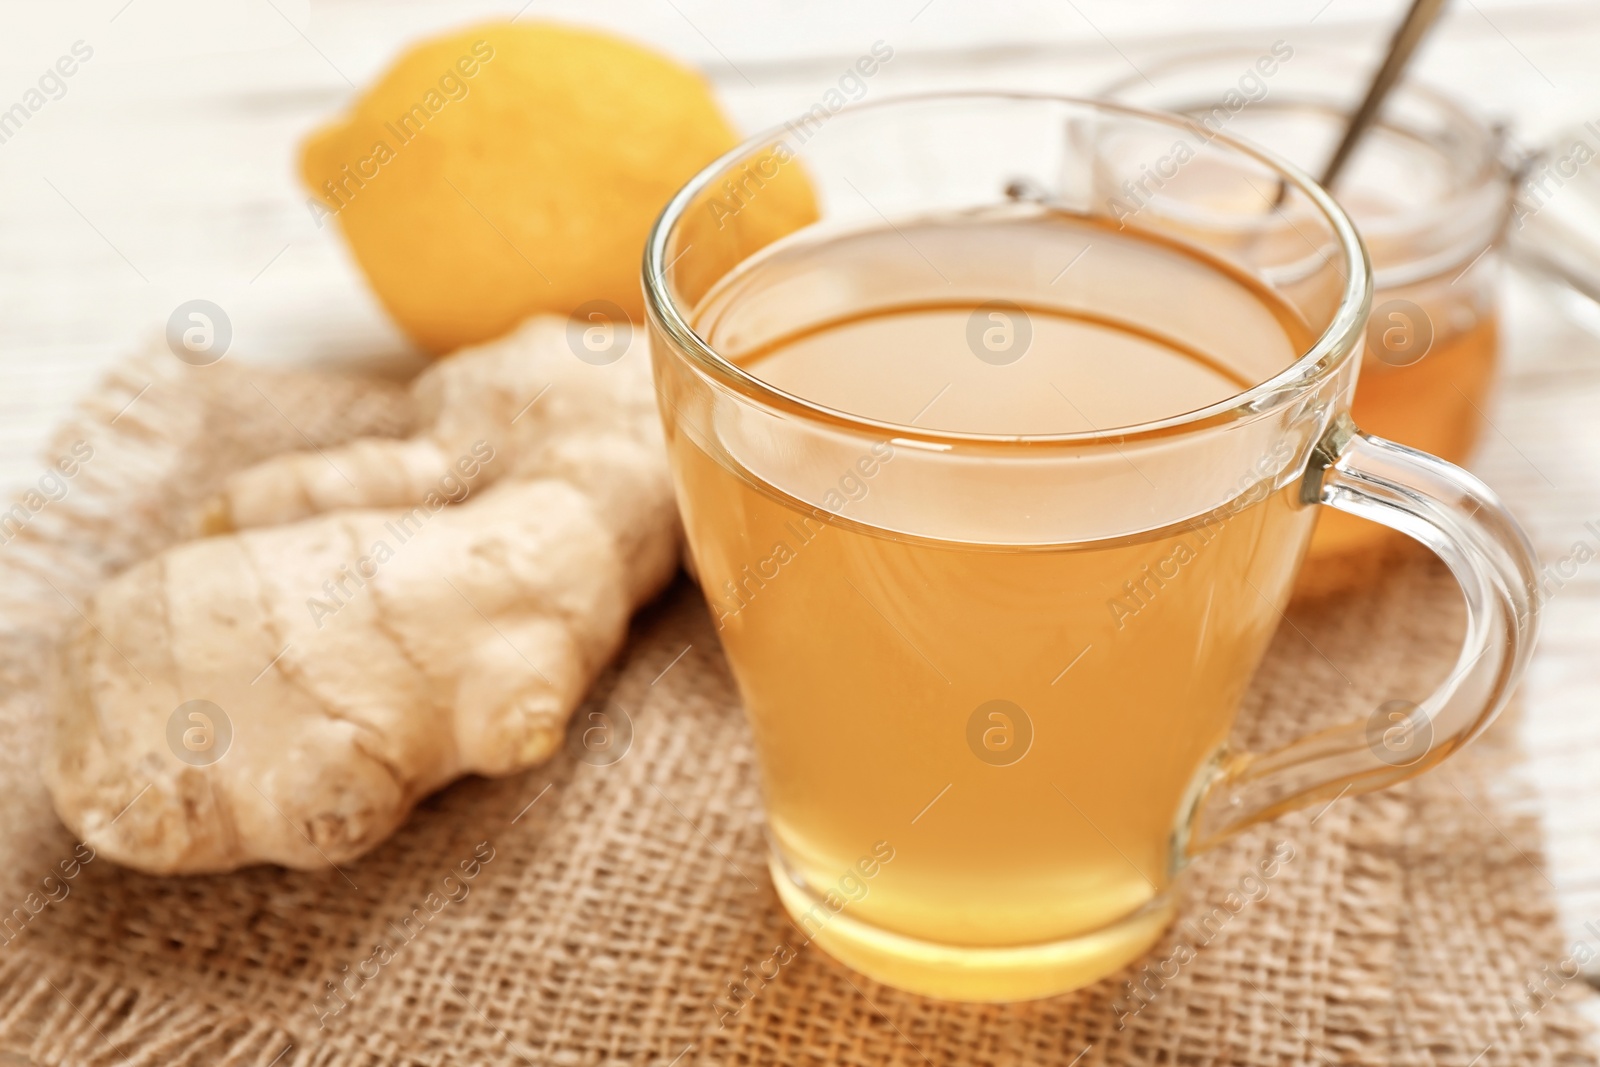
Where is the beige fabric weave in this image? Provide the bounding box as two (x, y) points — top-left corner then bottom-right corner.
(0, 349), (1591, 1066)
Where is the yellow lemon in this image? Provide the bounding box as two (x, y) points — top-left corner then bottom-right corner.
(302, 22), (813, 354)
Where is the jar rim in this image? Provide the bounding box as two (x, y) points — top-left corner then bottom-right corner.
(642, 90), (1371, 450)
(1098, 47), (1512, 286)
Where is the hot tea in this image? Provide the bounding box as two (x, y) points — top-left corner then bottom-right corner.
(671, 208), (1319, 998)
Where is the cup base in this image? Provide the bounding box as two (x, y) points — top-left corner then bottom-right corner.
(769, 854), (1176, 1003)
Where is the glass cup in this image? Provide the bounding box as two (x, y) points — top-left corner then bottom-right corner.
(1101, 49), (1517, 581)
(642, 93), (1538, 1002)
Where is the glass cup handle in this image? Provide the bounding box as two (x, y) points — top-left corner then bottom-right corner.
(1185, 417), (1541, 855)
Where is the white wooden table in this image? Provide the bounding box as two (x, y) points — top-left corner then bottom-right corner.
(3, 0), (1598, 1036)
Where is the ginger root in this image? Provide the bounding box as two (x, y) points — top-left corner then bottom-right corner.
(45, 317), (679, 874)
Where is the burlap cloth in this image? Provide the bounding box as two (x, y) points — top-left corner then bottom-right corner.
(0, 348), (1592, 1066)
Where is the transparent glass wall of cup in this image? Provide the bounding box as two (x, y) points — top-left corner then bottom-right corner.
(642, 93), (1538, 1002)
(1102, 50), (1517, 584)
